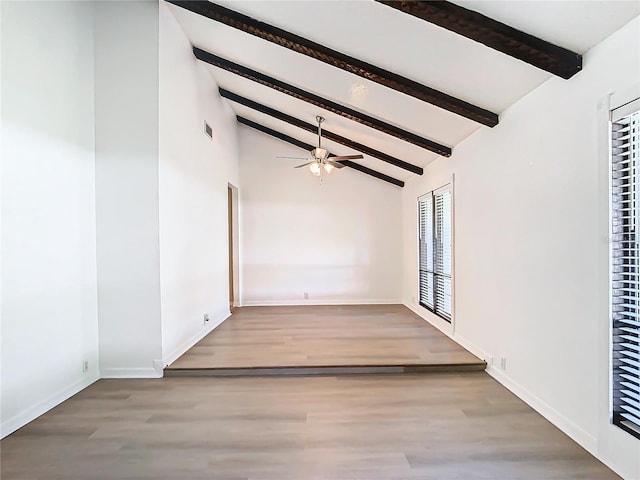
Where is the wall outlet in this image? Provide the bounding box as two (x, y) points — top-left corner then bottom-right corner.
(82, 360), (89, 373)
(203, 313), (210, 325)
(304, 292), (309, 299)
(500, 356), (507, 371)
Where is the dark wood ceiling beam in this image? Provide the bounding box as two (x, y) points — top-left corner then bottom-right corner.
(220, 88), (423, 175)
(237, 116), (310, 151)
(375, 1), (582, 79)
(193, 47), (451, 157)
(236, 116), (404, 188)
(168, 0), (498, 127)
(338, 160), (404, 187)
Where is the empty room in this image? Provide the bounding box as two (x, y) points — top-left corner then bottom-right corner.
(1, 0), (639, 478)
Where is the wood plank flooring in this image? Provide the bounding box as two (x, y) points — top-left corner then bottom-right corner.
(1, 374), (618, 479)
(166, 305), (484, 375)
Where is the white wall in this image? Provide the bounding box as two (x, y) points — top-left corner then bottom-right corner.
(0, 0), (242, 434)
(402, 17), (640, 479)
(158, 3), (240, 366)
(239, 126), (403, 305)
(94, 1), (163, 378)
(1, 1), (99, 436)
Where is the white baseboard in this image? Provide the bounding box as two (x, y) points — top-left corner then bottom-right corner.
(1, 373), (99, 439)
(241, 299), (402, 306)
(99, 367), (162, 379)
(451, 333), (494, 365)
(1, 309), (232, 437)
(403, 301), (598, 459)
(486, 365), (598, 455)
(405, 302), (456, 339)
(406, 302), (491, 363)
(163, 309), (230, 367)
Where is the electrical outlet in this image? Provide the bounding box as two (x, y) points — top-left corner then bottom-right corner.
(304, 292), (309, 299)
(82, 360), (89, 373)
(204, 313), (210, 325)
(500, 357), (507, 371)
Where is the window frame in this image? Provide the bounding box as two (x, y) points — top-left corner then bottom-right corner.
(609, 97), (640, 440)
(418, 182), (454, 323)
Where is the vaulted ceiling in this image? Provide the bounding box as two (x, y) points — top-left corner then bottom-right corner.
(166, 0), (639, 187)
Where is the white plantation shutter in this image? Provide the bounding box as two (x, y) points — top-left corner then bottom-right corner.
(418, 185), (452, 321)
(611, 100), (640, 439)
(435, 190), (452, 319)
(419, 194), (434, 309)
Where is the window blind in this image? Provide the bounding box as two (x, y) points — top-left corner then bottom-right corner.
(611, 100), (640, 439)
(435, 190), (452, 318)
(419, 193), (434, 309)
(419, 186), (452, 321)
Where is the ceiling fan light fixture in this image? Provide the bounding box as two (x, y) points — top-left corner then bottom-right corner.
(309, 162), (321, 176)
(314, 147), (329, 160)
(283, 115), (361, 178)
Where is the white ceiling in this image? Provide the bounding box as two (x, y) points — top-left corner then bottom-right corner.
(167, 0), (639, 186)
(452, 1), (640, 53)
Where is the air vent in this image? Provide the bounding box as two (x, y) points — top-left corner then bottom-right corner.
(204, 121), (213, 139)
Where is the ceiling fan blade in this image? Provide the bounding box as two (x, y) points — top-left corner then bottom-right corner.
(277, 156), (309, 160)
(331, 154), (364, 161)
(294, 161), (316, 168)
(325, 160), (346, 169)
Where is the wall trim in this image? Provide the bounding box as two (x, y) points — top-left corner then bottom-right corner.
(405, 302), (456, 340)
(99, 368), (163, 379)
(404, 301), (598, 458)
(162, 309), (230, 367)
(1, 374), (99, 439)
(407, 301), (491, 362)
(241, 299), (402, 307)
(486, 365), (598, 455)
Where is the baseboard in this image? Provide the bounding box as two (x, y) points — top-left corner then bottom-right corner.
(404, 302), (598, 458)
(450, 333), (493, 366)
(486, 365), (598, 455)
(406, 302), (492, 364)
(1, 373), (99, 439)
(99, 367), (163, 379)
(163, 309), (230, 367)
(405, 302), (456, 340)
(241, 299), (402, 306)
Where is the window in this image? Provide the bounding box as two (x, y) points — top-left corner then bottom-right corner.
(611, 99), (640, 440)
(418, 185), (452, 321)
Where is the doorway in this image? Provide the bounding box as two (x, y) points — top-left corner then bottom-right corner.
(228, 183), (239, 311)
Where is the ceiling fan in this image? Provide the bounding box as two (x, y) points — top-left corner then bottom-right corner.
(278, 116), (363, 176)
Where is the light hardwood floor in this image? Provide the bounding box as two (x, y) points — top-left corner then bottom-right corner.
(1, 374), (618, 479)
(166, 305), (484, 373)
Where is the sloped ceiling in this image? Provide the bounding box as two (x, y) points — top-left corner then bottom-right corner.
(166, 0), (639, 186)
